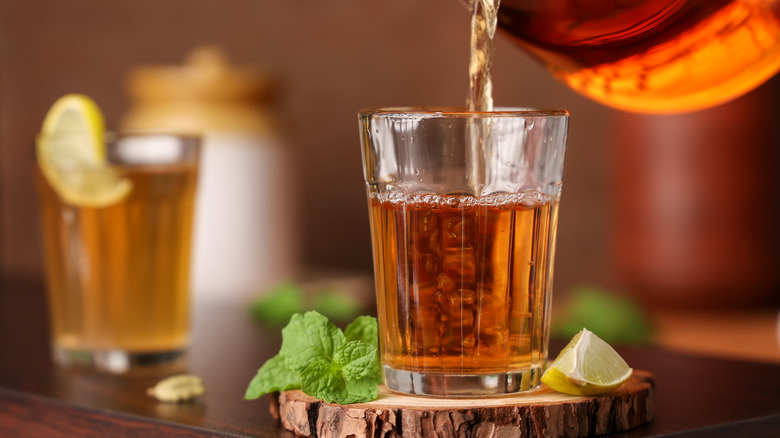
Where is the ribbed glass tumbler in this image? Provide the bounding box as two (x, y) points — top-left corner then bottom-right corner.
(359, 108), (569, 396)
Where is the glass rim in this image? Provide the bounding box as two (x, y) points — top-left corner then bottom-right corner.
(104, 131), (201, 166)
(359, 106), (569, 118)
(104, 130), (201, 143)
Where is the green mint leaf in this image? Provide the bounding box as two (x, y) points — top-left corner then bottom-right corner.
(244, 354), (301, 400)
(344, 315), (378, 346)
(300, 359), (379, 405)
(250, 283), (304, 326)
(300, 360), (347, 404)
(280, 311), (345, 372)
(344, 316), (383, 384)
(342, 375), (380, 404)
(245, 311), (382, 405)
(334, 341), (376, 380)
(370, 358), (383, 385)
(313, 289), (362, 322)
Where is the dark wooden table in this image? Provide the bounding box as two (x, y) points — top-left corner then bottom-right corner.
(1, 276), (779, 437)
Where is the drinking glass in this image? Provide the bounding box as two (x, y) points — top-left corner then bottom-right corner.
(37, 133), (201, 373)
(359, 108), (568, 396)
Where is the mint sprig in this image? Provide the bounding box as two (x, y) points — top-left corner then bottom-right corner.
(244, 311), (383, 404)
(244, 355), (300, 398)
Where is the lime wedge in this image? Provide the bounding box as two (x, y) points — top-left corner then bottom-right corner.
(37, 94), (131, 207)
(541, 328), (633, 396)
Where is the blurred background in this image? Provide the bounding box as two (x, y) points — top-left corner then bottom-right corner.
(1, 0), (779, 361)
(0, 0), (613, 287)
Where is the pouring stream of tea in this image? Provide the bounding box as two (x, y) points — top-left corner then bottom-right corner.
(468, 0), (500, 112)
(466, 0), (501, 194)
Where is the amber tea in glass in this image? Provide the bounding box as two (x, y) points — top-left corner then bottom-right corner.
(359, 108), (568, 396)
(38, 134), (200, 372)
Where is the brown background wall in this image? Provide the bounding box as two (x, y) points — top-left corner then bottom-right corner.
(7, 0), (774, 304)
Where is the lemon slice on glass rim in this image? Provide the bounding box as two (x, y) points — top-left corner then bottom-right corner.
(541, 328), (633, 396)
(37, 94), (132, 208)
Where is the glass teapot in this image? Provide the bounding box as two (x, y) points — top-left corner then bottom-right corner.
(493, 0), (780, 113)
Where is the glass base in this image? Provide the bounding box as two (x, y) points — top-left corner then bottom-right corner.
(383, 365), (543, 397)
(53, 346), (187, 373)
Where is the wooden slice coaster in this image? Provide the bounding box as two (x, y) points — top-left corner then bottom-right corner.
(270, 369), (654, 438)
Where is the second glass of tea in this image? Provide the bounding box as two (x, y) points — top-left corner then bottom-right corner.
(359, 108), (568, 396)
(38, 133), (201, 373)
